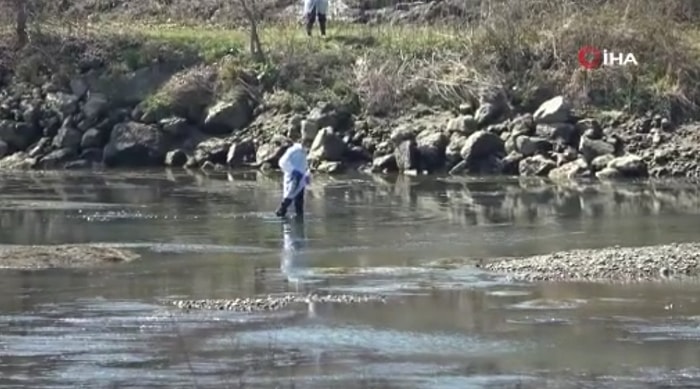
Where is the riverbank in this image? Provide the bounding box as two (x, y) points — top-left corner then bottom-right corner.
(480, 242), (700, 283)
(1, 1), (700, 178)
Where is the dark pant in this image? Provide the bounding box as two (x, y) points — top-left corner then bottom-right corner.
(275, 175), (305, 217)
(306, 7), (327, 36)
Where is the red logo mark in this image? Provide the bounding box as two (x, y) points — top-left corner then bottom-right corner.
(578, 46), (602, 69)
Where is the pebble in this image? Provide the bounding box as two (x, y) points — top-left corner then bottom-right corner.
(171, 292), (387, 312)
(481, 242), (700, 283)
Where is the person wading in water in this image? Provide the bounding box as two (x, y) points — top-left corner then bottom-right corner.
(303, 0), (328, 37)
(275, 142), (312, 218)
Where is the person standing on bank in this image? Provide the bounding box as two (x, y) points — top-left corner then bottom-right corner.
(275, 143), (312, 218)
(303, 0), (328, 37)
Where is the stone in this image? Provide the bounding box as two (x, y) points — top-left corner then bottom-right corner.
(579, 136), (615, 164)
(548, 159), (590, 180)
(226, 139), (256, 167)
(394, 139), (419, 171)
(372, 154), (397, 172)
(256, 136), (291, 165)
(194, 137), (233, 165)
(514, 136), (553, 157)
(0, 140), (7, 159)
(37, 147), (77, 169)
(591, 154), (614, 172)
(159, 117), (193, 138)
(0, 152), (36, 170)
(606, 154), (648, 177)
(534, 96), (571, 124)
(52, 126), (82, 150)
(45, 92), (79, 118)
(445, 133), (468, 165)
(519, 155), (556, 177)
(0, 120), (41, 151)
(446, 115), (478, 135)
(300, 119), (319, 144)
(165, 149), (188, 167)
(103, 122), (169, 167)
(83, 93), (109, 123)
(416, 130), (448, 171)
(203, 96), (253, 135)
(460, 130), (506, 164)
(309, 127), (346, 161)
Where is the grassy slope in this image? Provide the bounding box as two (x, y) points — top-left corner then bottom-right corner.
(4, 0), (700, 121)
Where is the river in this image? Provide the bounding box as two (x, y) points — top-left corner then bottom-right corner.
(1, 169), (700, 388)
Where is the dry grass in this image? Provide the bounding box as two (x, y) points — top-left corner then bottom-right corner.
(2, 0), (700, 120)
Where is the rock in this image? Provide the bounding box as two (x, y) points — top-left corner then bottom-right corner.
(300, 119), (319, 144)
(591, 154), (614, 172)
(309, 127), (346, 161)
(474, 103), (501, 127)
(458, 102), (475, 115)
(64, 159), (93, 170)
(519, 155), (556, 177)
(103, 122), (169, 167)
(45, 92), (79, 118)
(307, 101), (353, 131)
(606, 154), (648, 177)
(501, 152), (523, 175)
(52, 126), (82, 149)
(460, 130), (506, 165)
(596, 167), (622, 180)
(0, 120), (41, 151)
(514, 136), (553, 157)
(70, 78), (89, 98)
(345, 145), (372, 163)
(579, 136), (615, 164)
(256, 136), (290, 165)
(576, 119), (603, 139)
(82, 93), (109, 122)
(203, 96), (253, 135)
(536, 123), (579, 146)
(27, 137), (52, 158)
(534, 96), (571, 124)
(226, 139), (256, 167)
(445, 133), (467, 165)
(160, 117), (193, 139)
(165, 149), (188, 167)
(21, 104), (41, 125)
(0, 140), (7, 158)
(446, 115), (478, 135)
(37, 148), (78, 169)
(0, 152), (36, 169)
(450, 155), (503, 175)
(80, 128), (104, 149)
(416, 130), (448, 171)
(394, 139), (420, 171)
(510, 114), (535, 137)
(389, 125), (415, 144)
(80, 148), (103, 162)
(194, 137), (233, 165)
(316, 161), (345, 174)
(372, 154), (397, 172)
(548, 159), (590, 180)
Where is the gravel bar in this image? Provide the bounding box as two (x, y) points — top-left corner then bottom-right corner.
(479, 242), (700, 282)
(0, 244), (139, 270)
(172, 292), (387, 312)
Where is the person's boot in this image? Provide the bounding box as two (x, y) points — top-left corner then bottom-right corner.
(275, 198), (292, 217)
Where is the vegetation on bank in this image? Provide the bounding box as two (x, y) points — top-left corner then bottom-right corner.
(2, 0), (700, 121)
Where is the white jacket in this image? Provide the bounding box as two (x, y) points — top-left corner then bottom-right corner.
(278, 143), (311, 199)
(304, 0), (329, 15)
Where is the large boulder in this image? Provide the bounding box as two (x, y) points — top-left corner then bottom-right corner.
(309, 127), (346, 161)
(0, 120), (41, 151)
(460, 130), (506, 166)
(226, 139), (256, 167)
(606, 154), (648, 178)
(36, 148), (78, 169)
(80, 128), (105, 149)
(194, 137), (233, 165)
(519, 155), (556, 177)
(446, 115), (478, 135)
(579, 136), (615, 164)
(256, 135), (291, 166)
(514, 136), (553, 157)
(103, 122), (169, 167)
(82, 93), (109, 123)
(45, 92), (79, 118)
(202, 91), (254, 135)
(52, 126), (82, 150)
(534, 96), (571, 124)
(416, 130), (448, 171)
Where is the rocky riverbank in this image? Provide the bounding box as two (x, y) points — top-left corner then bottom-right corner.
(1, 1), (699, 179)
(171, 292), (387, 312)
(479, 242), (700, 283)
(0, 244), (139, 270)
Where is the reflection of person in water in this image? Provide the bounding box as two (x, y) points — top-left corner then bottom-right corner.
(281, 217), (307, 291)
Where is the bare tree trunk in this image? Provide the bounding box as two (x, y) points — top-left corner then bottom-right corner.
(238, 0), (265, 63)
(14, 0), (28, 47)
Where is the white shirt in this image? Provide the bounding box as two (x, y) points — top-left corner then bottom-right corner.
(304, 0), (329, 15)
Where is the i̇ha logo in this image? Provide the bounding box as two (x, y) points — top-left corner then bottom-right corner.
(578, 46), (638, 69)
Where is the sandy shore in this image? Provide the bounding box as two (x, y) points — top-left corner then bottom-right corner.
(479, 242), (700, 282)
(0, 244), (140, 270)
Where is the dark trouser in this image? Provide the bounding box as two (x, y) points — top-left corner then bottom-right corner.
(275, 175), (305, 218)
(306, 7), (327, 36)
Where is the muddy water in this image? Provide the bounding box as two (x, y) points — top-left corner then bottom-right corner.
(1, 170), (700, 388)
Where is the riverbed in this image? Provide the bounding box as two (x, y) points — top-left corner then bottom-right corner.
(1, 169), (700, 388)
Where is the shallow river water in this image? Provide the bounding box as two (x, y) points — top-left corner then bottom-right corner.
(1, 170), (700, 388)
